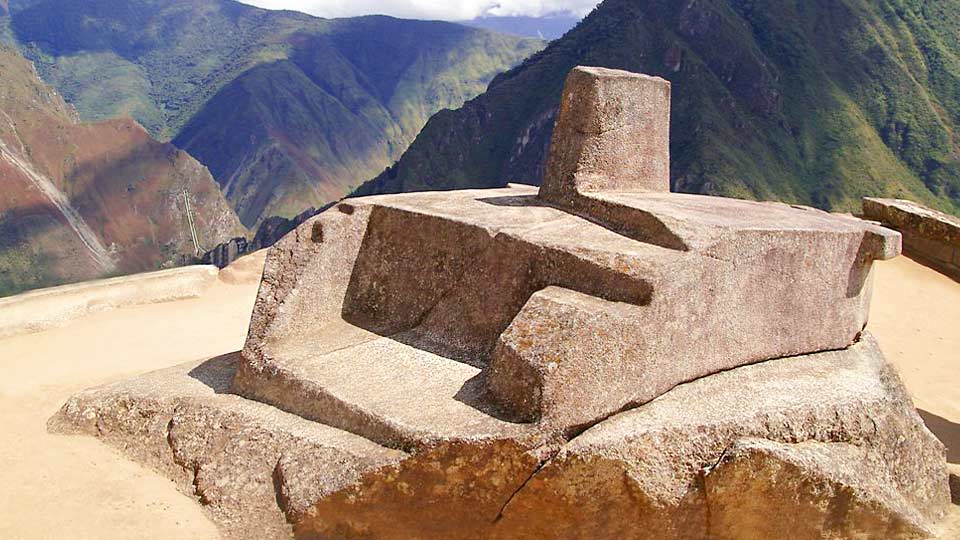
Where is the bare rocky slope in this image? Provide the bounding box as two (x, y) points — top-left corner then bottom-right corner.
(0, 46), (245, 296)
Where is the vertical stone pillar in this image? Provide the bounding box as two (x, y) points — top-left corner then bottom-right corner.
(539, 66), (671, 205)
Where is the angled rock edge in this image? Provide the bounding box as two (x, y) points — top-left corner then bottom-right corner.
(51, 66), (948, 540)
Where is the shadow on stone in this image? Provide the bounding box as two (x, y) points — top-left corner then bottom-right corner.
(919, 409), (960, 464)
(846, 233), (883, 298)
(387, 329), (485, 368)
(187, 352), (241, 394)
(452, 372), (523, 422)
(950, 474), (960, 506)
(476, 195), (548, 208)
(904, 253), (960, 284)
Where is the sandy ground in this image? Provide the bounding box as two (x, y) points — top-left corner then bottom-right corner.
(870, 256), (960, 538)
(0, 253), (957, 539)
(0, 254), (265, 540)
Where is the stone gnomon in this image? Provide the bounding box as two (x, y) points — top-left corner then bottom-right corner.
(51, 67), (950, 540)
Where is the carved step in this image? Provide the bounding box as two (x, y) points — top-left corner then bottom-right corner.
(235, 320), (538, 452)
(49, 353), (405, 540)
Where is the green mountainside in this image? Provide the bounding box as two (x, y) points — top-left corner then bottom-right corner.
(357, 0), (960, 217)
(7, 0), (543, 225)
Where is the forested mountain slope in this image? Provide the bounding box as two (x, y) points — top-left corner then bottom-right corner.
(357, 0), (960, 217)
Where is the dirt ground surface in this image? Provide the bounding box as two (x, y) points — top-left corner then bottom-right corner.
(0, 252), (957, 539)
(0, 252), (267, 540)
(870, 256), (960, 538)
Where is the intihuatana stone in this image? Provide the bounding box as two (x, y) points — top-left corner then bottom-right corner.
(235, 182), (899, 437)
(51, 65), (949, 540)
(540, 66), (672, 203)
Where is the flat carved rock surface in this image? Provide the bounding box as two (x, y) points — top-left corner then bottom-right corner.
(237, 183), (901, 439)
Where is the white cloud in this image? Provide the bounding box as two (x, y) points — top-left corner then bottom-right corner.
(238, 0), (601, 21)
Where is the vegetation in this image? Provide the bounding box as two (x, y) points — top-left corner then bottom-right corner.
(7, 0), (543, 225)
(358, 0), (960, 217)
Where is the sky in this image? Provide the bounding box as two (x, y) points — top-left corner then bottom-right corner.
(238, 1), (602, 21)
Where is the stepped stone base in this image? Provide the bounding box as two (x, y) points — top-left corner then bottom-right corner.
(49, 354), (405, 540)
(491, 335), (947, 540)
(51, 335), (948, 540)
(239, 184), (900, 441)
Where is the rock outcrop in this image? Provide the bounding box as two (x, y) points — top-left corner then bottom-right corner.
(51, 66), (950, 540)
(202, 207), (322, 269)
(864, 198), (960, 281)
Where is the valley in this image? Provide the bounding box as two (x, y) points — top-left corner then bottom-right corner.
(5, 0), (543, 225)
(0, 45), (245, 295)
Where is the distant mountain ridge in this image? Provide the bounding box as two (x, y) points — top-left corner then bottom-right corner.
(358, 0), (960, 217)
(0, 45), (245, 296)
(6, 0), (543, 225)
(464, 13), (584, 40)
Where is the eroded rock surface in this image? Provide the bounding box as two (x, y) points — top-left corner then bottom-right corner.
(51, 66), (948, 540)
(491, 336), (947, 540)
(49, 354), (405, 540)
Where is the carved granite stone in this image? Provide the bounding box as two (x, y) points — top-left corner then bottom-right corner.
(51, 66), (948, 540)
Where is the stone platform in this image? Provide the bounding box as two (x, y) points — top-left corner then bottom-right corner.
(54, 334), (947, 540)
(50, 66), (949, 540)
(236, 182), (899, 441)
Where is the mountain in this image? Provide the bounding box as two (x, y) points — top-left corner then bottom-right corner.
(357, 0), (960, 217)
(0, 46), (245, 296)
(0, 1), (11, 44)
(6, 0), (543, 226)
(463, 13), (584, 40)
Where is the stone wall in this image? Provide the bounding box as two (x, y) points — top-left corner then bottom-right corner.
(863, 198), (960, 281)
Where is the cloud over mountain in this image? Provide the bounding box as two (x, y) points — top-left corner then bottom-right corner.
(238, 0), (600, 20)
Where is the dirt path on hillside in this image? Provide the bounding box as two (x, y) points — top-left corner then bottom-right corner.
(0, 137), (116, 272)
(0, 253), (956, 539)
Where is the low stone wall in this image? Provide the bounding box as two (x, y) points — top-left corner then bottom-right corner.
(864, 198), (960, 280)
(0, 265), (220, 339)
